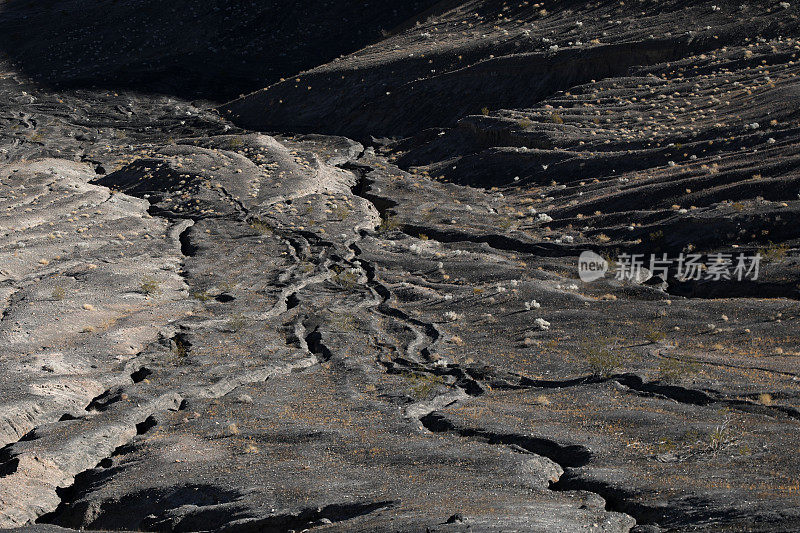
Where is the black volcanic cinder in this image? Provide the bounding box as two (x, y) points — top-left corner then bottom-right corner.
(1, 1), (799, 532)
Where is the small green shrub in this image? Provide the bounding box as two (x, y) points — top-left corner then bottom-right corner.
(582, 340), (625, 377)
(497, 217), (515, 230)
(658, 355), (700, 384)
(218, 281), (238, 292)
(250, 218), (274, 235)
(191, 290), (213, 302)
(225, 314), (248, 333)
(405, 373), (446, 400)
(377, 214), (401, 234)
(172, 337), (189, 360)
(657, 438), (677, 453)
(644, 324), (667, 344)
(298, 261), (315, 274)
(329, 313), (358, 332)
(332, 269), (360, 289)
(708, 417), (733, 453)
(140, 277), (161, 296)
(331, 204), (351, 220)
(759, 242), (790, 263)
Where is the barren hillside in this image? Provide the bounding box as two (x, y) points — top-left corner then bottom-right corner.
(1, 1), (799, 532)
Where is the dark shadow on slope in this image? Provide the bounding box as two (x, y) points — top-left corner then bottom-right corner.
(0, 0), (440, 101)
(45, 483), (245, 530)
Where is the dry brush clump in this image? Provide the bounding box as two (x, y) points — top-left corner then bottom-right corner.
(51, 286), (67, 300)
(140, 276), (161, 296)
(377, 214), (401, 234)
(331, 268), (360, 289)
(759, 242), (791, 263)
(405, 372), (447, 400)
(580, 338), (626, 377)
(657, 354), (700, 384)
(225, 313), (248, 333)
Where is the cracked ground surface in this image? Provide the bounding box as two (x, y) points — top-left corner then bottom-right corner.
(1, 1), (800, 532)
